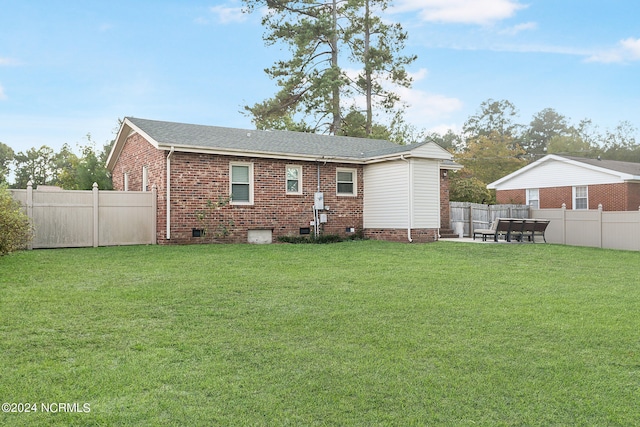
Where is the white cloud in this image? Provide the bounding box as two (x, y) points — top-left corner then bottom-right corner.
(392, 0), (527, 25)
(587, 37), (640, 63)
(0, 57), (21, 66)
(209, 4), (247, 24)
(499, 21), (537, 36)
(0, 84), (6, 100)
(341, 67), (461, 125)
(401, 88), (464, 125)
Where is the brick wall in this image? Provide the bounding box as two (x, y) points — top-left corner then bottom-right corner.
(364, 228), (437, 243)
(440, 170), (450, 228)
(112, 133), (448, 244)
(497, 183), (640, 211)
(112, 133), (365, 244)
(495, 189), (526, 205)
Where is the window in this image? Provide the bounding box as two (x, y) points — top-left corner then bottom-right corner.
(526, 188), (539, 209)
(142, 166), (148, 192)
(123, 173), (129, 191)
(286, 165), (302, 195)
(337, 168), (356, 196)
(573, 186), (588, 210)
(230, 163), (253, 204)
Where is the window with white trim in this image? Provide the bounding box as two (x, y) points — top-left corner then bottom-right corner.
(230, 162), (253, 204)
(526, 188), (539, 209)
(573, 186), (588, 210)
(286, 165), (302, 195)
(142, 166), (148, 192)
(336, 168), (356, 196)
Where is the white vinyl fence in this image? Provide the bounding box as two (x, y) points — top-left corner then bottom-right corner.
(531, 204), (640, 251)
(10, 182), (156, 249)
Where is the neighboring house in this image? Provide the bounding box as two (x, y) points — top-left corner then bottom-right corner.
(106, 117), (461, 244)
(487, 154), (640, 211)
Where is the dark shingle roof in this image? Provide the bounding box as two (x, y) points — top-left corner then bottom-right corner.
(561, 155), (640, 176)
(128, 117), (425, 159)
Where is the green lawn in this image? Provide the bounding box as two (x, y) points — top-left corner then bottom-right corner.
(1, 241), (639, 426)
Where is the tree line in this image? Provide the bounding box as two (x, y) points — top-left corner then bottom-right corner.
(0, 135), (113, 190)
(432, 99), (640, 203)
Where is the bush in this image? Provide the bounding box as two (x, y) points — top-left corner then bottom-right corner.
(0, 185), (33, 255)
(277, 231), (366, 244)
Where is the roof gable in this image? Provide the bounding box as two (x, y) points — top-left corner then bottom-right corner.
(487, 154), (640, 190)
(107, 117), (457, 170)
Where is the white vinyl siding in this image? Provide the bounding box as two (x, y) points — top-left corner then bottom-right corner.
(492, 158), (624, 190)
(363, 159), (440, 229)
(230, 162), (253, 205)
(363, 161), (408, 228)
(411, 159), (440, 228)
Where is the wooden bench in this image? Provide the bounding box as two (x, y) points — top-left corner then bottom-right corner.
(473, 218), (550, 243)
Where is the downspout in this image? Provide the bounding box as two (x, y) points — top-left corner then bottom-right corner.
(401, 155), (413, 242)
(166, 146), (175, 240)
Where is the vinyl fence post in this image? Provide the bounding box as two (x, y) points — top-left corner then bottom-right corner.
(93, 182), (99, 247)
(561, 203), (567, 245)
(598, 204), (603, 248)
(26, 181), (33, 250)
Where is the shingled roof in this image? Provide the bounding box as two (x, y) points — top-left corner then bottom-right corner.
(107, 117), (458, 169)
(561, 155), (640, 176)
(128, 117), (423, 159)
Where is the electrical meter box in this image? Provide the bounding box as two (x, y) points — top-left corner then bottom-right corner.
(314, 192), (324, 210)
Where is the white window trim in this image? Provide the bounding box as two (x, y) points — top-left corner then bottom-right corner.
(572, 186), (588, 210)
(526, 188), (539, 209)
(336, 168), (357, 196)
(230, 162), (254, 205)
(286, 165), (303, 195)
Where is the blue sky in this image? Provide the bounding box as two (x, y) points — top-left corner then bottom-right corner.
(2, 0), (640, 155)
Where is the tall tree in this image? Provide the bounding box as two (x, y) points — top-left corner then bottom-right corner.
(522, 108), (570, 156)
(455, 131), (526, 186)
(242, 0), (415, 136)
(243, 0), (345, 133)
(13, 146), (57, 188)
(344, 0), (416, 135)
(462, 99), (523, 141)
(0, 142), (14, 185)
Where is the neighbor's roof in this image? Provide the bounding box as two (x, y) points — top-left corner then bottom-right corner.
(106, 117), (458, 170)
(487, 154), (640, 189)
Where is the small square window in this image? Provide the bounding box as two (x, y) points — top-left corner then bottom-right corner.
(337, 168), (356, 196)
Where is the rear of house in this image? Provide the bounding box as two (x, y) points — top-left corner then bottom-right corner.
(488, 154), (640, 211)
(107, 118), (460, 244)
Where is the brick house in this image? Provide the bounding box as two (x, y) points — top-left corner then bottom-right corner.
(106, 117), (461, 244)
(487, 154), (640, 211)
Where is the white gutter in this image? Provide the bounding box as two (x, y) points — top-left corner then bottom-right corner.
(166, 146), (175, 240)
(401, 155), (413, 242)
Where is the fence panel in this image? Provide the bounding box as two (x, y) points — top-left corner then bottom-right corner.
(449, 202), (530, 237)
(531, 206), (640, 251)
(9, 183), (156, 249)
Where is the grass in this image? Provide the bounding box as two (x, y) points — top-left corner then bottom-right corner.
(1, 241), (639, 426)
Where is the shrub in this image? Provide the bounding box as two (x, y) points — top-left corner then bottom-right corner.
(0, 185), (33, 255)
